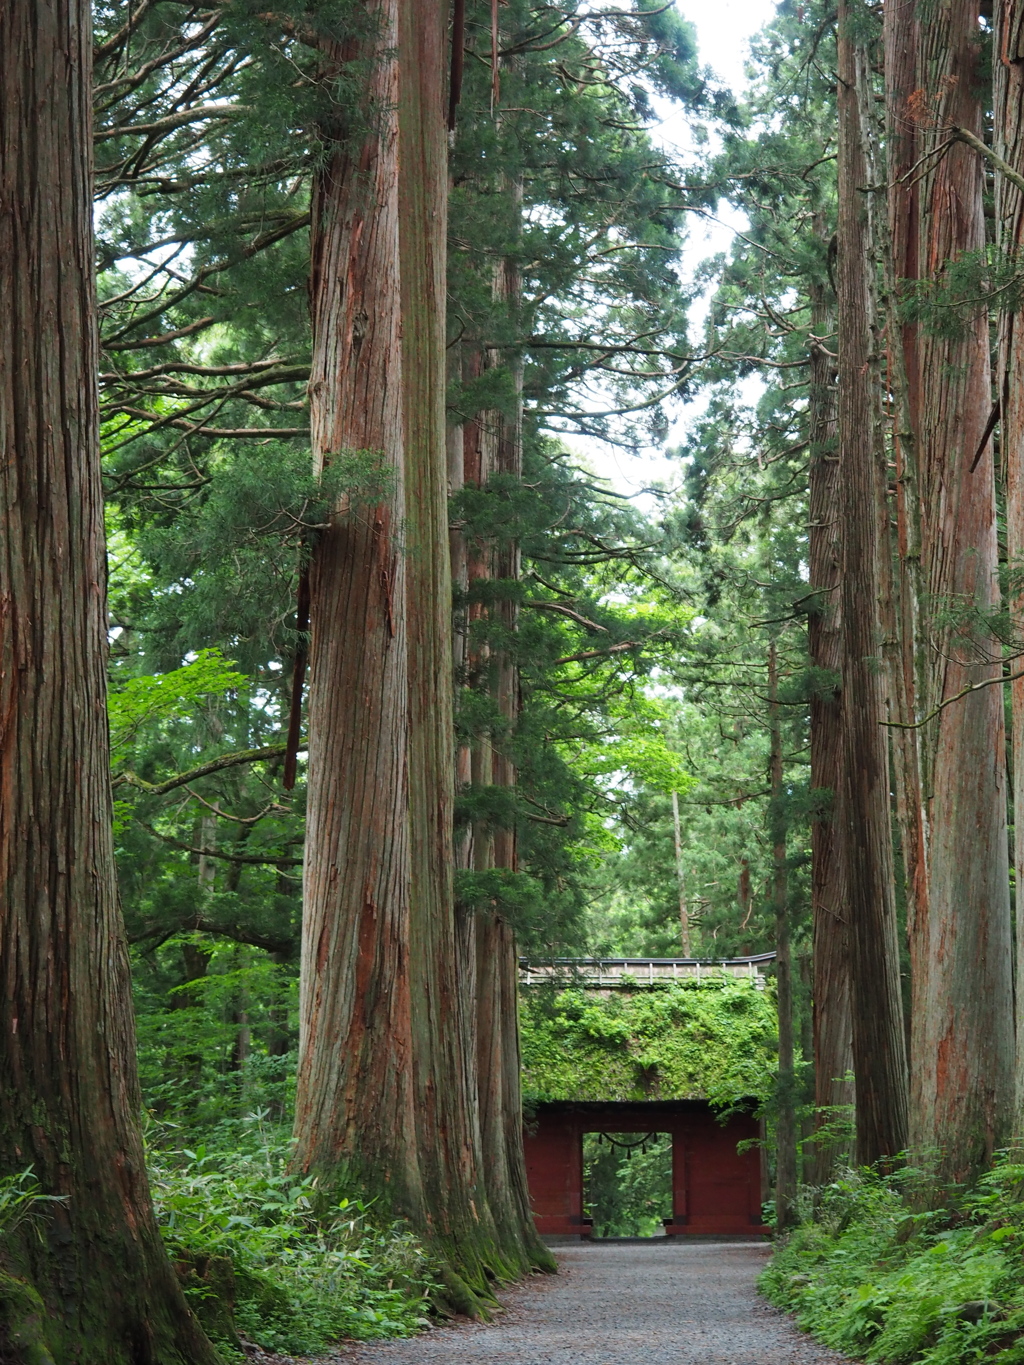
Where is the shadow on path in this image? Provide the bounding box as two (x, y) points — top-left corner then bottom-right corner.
(340, 1240), (853, 1365)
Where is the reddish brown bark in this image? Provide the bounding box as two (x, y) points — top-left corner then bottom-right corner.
(294, 0), (422, 1213)
(0, 3), (218, 1358)
(474, 217), (554, 1271)
(885, 0), (1014, 1181)
(449, 342), (553, 1271)
(806, 271), (854, 1181)
(994, 0), (1024, 1131)
(399, 0), (506, 1304)
(836, 0), (909, 1167)
(298, 1), (534, 1301)
(446, 103), (552, 1261)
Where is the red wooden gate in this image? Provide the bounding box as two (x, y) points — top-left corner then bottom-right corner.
(523, 1100), (768, 1237)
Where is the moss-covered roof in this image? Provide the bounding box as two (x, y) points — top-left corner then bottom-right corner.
(519, 979), (778, 1108)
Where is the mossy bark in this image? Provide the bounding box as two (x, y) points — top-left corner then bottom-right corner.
(0, 1274), (56, 1365)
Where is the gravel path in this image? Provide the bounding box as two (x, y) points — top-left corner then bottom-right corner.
(340, 1240), (852, 1365)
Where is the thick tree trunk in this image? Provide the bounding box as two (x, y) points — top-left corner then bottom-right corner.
(0, 4), (218, 1359)
(806, 268), (854, 1183)
(294, 0), (422, 1215)
(836, 1), (908, 1167)
(994, 0), (1024, 1132)
(447, 193), (554, 1272)
(399, 0), (511, 1304)
(885, 0), (1014, 1183)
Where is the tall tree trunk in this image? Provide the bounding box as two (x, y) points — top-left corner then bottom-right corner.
(447, 162), (554, 1272)
(450, 340), (493, 1276)
(473, 192), (555, 1272)
(399, 0), (511, 1303)
(994, 0), (1024, 1133)
(770, 643), (798, 1231)
(0, 3), (218, 1359)
(294, 0), (422, 1217)
(885, 0), (1014, 1183)
(837, 0), (909, 1167)
(806, 263), (854, 1183)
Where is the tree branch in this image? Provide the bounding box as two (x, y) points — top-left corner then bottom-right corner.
(94, 102), (248, 143)
(525, 601), (609, 632)
(881, 668), (1024, 730)
(554, 639), (640, 666)
(113, 743), (296, 796)
(950, 125), (1024, 198)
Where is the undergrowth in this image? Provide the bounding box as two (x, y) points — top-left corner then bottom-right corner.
(760, 1156), (1024, 1365)
(147, 1121), (437, 1357)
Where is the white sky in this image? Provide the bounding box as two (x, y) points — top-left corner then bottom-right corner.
(674, 0), (777, 94)
(573, 0), (779, 505)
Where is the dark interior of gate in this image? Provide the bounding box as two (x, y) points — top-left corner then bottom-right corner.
(524, 1100), (769, 1238)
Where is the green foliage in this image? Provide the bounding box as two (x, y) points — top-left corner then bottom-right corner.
(761, 1158), (1024, 1365)
(454, 868), (550, 942)
(109, 649), (246, 763)
(582, 1131), (673, 1237)
(126, 445), (389, 665)
(899, 248), (1024, 343)
(134, 937), (297, 1130)
(519, 981), (777, 1107)
(0, 1170), (67, 1246)
(149, 1131), (437, 1356)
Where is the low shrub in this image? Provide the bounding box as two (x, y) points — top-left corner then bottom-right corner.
(148, 1123), (437, 1357)
(760, 1157), (1024, 1365)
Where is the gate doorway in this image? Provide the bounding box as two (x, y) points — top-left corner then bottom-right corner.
(582, 1131), (672, 1237)
(524, 1100), (769, 1238)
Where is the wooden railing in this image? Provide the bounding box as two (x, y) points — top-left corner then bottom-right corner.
(518, 953), (775, 990)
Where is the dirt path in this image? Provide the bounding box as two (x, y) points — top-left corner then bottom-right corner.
(339, 1240), (851, 1365)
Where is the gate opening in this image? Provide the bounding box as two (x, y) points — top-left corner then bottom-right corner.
(582, 1131), (672, 1238)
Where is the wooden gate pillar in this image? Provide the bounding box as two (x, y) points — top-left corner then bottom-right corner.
(523, 1108), (586, 1235)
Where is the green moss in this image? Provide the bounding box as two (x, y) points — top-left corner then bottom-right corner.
(519, 980), (777, 1106)
(0, 1271), (57, 1365)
